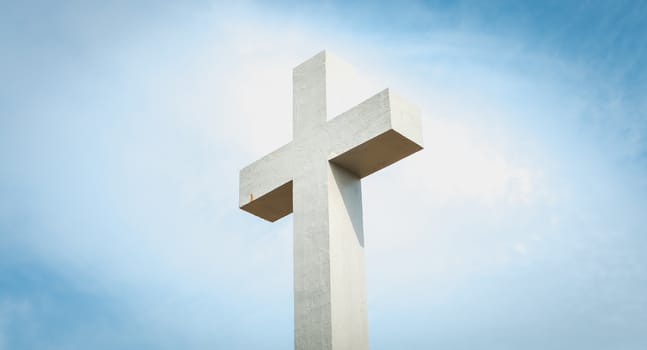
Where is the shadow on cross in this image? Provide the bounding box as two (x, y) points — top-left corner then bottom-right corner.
(330, 163), (365, 248)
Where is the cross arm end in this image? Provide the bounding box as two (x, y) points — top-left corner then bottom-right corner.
(239, 144), (294, 222)
(329, 89), (424, 178)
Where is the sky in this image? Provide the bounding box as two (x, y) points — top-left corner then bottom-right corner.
(1, 0), (646, 349)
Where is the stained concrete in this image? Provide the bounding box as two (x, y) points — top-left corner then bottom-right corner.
(239, 51), (423, 349)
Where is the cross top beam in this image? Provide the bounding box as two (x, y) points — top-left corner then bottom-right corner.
(240, 51), (423, 222)
(239, 50), (423, 350)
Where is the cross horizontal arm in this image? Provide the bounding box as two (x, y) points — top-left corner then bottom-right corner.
(239, 143), (294, 222)
(327, 89), (424, 178)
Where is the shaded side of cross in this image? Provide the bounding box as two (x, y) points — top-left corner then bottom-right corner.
(239, 51), (423, 350)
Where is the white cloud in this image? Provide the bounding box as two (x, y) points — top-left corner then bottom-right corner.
(428, 119), (538, 204)
(391, 117), (541, 206)
(514, 243), (528, 255)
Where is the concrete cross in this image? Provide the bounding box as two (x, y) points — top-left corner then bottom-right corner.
(239, 51), (423, 350)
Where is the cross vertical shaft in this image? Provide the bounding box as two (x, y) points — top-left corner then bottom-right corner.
(292, 52), (368, 350)
(293, 52), (327, 138)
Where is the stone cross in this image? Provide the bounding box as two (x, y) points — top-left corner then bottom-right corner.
(239, 51), (423, 350)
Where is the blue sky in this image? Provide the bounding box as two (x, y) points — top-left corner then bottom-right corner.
(1, 1), (646, 349)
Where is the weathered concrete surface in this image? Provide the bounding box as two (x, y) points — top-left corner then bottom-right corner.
(239, 51), (423, 349)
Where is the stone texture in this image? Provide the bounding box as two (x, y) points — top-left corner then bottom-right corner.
(239, 51), (423, 349)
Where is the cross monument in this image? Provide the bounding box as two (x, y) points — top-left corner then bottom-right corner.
(239, 51), (423, 350)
